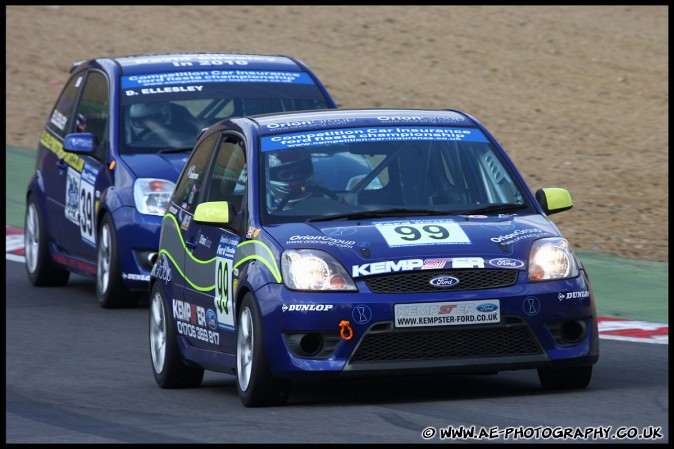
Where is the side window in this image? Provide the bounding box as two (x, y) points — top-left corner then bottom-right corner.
(173, 133), (219, 212)
(74, 71), (109, 158)
(206, 136), (247, 208)
(206, 135), (247, 234)
(473, 147), (524, 204)
(47, 74), (85, 139)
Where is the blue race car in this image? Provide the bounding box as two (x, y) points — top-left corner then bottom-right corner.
(24, 53), (337, 308)
(149, 108), (599, 407)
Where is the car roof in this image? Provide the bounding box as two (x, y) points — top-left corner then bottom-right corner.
(71, 52), (309, 76)
(245, 108), (479, 136)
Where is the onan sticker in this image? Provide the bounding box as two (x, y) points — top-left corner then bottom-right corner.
(490, 227), (553, 246)
(286, 234), (355, 249)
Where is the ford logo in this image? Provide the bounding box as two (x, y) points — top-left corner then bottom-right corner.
(206, 309), (218, 330)
(477, 303), (499, 313)
(488, 258), (525, 269)
(429, 275), (460, 287)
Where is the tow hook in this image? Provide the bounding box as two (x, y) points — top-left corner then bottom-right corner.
(339, 320), (353, 341)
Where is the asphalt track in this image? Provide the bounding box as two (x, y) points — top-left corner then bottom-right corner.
(4, 259), (669, 443)
(6, 144), (668, 326)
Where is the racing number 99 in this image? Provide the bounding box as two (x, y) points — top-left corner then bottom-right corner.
(216, 260), (229, 315)
(394, 225), (449, 241)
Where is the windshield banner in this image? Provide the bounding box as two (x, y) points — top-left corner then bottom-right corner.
(122, 70), (314, 89)
(260, 126), (489, 151)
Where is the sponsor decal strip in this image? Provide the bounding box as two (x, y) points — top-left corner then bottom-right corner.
(40, 130), (84, 172)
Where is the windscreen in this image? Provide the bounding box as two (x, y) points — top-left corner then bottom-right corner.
(119, 70), (332, 153)
(259, 126), (529, 224)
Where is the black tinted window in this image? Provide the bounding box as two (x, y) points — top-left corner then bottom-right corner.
(47, 73), (85, 138)
(74, 71), (109, 154)
(173, 133), (218, 212)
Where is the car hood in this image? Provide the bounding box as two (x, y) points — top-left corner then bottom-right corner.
(264, 214), (561, 278)
(120, 152), (191, 182)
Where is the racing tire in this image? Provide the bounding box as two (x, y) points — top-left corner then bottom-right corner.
(236, 293), (291, 407)
(149, 282), (204, 388)
(96, 213), (139, 308)
(24, 195), (70, 286)
(538, 365), (592, 390)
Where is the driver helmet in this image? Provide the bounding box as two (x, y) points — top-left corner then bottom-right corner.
(128, 103), (172, 130)
(268, 149), (314, 204)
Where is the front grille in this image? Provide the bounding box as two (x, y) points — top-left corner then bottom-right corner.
(350, 318), (541, 363)
(364, 269), (518, 293)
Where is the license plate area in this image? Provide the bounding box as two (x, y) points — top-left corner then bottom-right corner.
(394, 299), (500, 328)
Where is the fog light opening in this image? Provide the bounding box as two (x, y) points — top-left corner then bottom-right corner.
(299, 333), (323, 357)
(560, 320), (586, 344)
(148, 252), (158, 266)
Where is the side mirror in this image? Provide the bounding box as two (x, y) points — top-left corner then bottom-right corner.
(535, 188), (573, 215)
(193, 201), (233, 224)
(63, 133), (95, 154)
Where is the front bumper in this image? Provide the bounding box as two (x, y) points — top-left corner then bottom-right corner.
(255, 270), (599, 379)
(112, 206), (162, 289)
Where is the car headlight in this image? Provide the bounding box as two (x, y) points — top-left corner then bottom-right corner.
(281, 249), (357, 291)
(528, 237), (579, 281)
(133, 178), (175, 216)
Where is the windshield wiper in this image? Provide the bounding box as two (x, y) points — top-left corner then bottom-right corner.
(157, 147), (193, 154)
(458, 203), (529, 215)
(307, 208), (452, 222)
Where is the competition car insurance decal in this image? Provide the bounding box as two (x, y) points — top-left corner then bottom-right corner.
(259, 126), (489, 151)
(121, 70), (315, 90)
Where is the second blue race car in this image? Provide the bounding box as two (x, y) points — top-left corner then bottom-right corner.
(149, 108), (599, 407)
(24, 52), (337, 307)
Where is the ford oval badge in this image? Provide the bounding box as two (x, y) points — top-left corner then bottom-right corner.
(429, 275), (460, 287)
(477, 303), (499, 313)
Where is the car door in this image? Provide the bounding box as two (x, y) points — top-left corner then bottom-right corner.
(59, 70), (112, 265)
(183, 133), (247, 353)
(39, 71), (86, 252)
